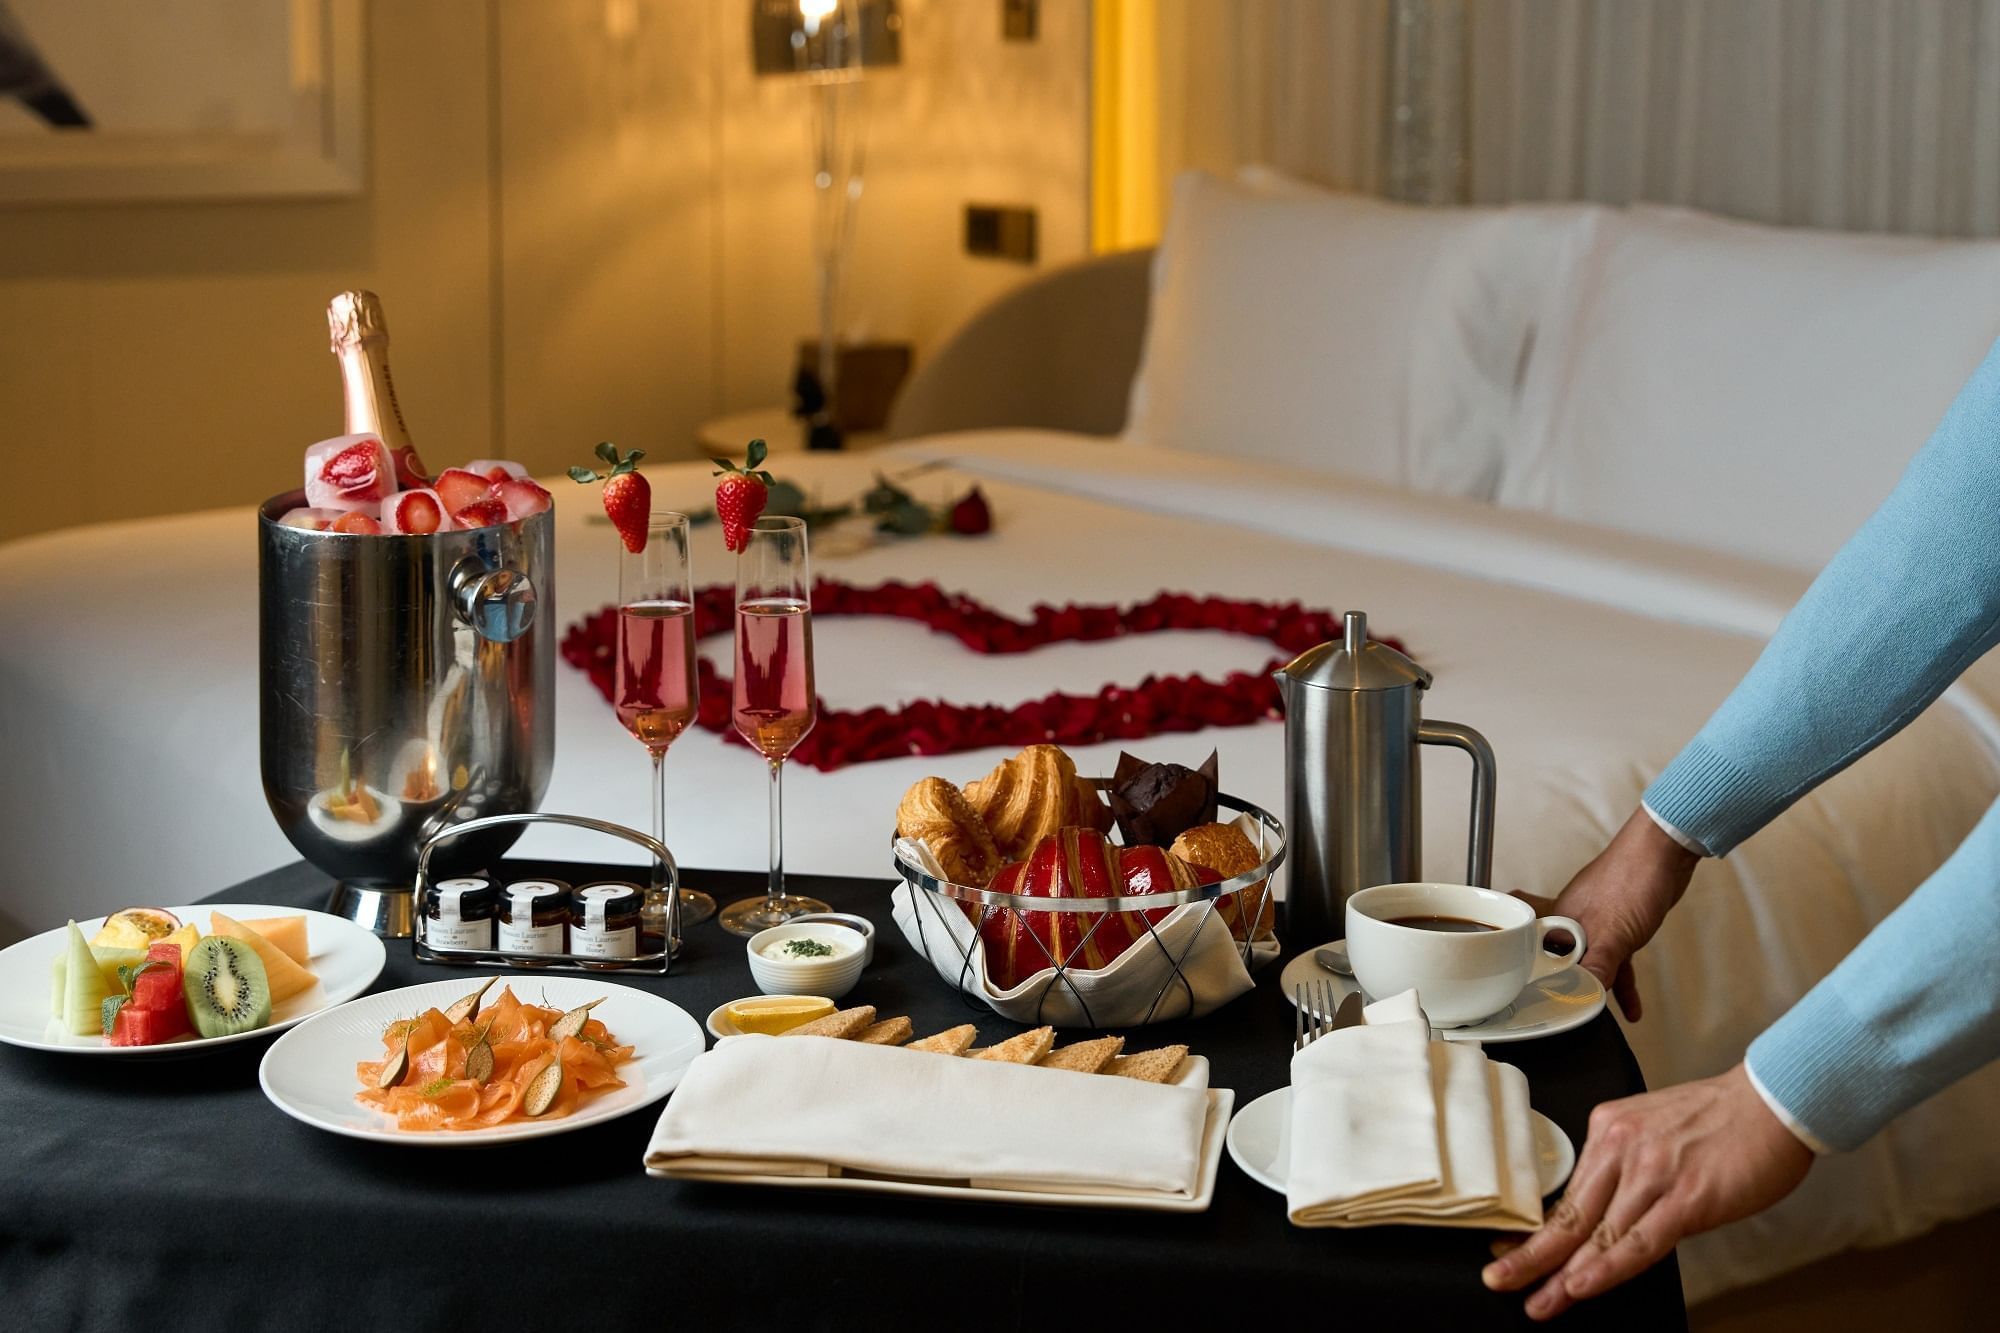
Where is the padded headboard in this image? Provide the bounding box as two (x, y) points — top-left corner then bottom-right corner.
(885, 248), (1153, 442)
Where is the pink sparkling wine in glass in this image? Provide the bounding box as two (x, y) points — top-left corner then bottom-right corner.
(616, 600), (698, 750)
(732, 598), (815, 760)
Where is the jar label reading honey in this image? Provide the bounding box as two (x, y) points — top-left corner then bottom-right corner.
(570, 925), (636, 959)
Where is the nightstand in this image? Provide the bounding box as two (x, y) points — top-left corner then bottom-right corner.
(697, 407), (888, 456)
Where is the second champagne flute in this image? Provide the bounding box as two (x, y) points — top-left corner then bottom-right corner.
(617, 512), (717, 934)
(720, 515), (829, 936)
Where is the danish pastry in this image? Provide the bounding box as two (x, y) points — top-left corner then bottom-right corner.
(1170, 821), (1273, 941)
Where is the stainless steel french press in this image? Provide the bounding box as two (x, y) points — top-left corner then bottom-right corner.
(1275, 610), (1495, 943)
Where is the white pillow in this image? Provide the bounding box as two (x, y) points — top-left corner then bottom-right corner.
(1504, 205), (2000, 571)
(1126, 169), (1597, 499)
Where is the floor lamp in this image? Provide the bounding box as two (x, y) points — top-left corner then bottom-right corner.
(751, 0), (902, 449)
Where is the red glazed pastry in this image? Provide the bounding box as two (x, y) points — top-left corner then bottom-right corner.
(976, 830), (1205, 990)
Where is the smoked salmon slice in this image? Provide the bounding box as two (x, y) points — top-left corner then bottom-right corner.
(355, 987), (631, 1132)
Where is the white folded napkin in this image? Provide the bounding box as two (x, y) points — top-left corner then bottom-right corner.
(1286, 990), (1543, 1230)
(646, 1034), (1213, 1198)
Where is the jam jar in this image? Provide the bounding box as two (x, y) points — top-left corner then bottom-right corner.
(569, 882), (642, 965)
(498, 879), (569, 959)
(426, 876), (497, 951)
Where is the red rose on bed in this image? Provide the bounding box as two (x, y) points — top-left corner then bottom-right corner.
(975, 829), (1206, 990)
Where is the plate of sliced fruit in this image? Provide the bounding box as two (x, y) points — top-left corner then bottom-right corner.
(0, 904), (386, 1057)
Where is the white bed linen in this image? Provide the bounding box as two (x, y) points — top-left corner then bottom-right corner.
(3, 432), (1997, 1301)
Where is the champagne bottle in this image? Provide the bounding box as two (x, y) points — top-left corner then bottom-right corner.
(326, 290), (428, 488)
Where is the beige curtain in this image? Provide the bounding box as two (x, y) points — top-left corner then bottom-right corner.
(1143, 0), (2000, 236)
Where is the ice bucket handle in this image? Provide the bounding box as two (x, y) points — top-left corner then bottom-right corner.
(450, 559), (538, 643)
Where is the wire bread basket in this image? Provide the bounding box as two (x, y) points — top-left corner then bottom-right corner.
(890, 791), (1285, 1028)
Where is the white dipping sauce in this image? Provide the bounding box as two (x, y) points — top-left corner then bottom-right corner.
(757, 931), (858, 962)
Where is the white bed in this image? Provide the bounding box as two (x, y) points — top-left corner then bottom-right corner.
(5, 432), (2000, 1302)
(11, 168), (2000, 1304)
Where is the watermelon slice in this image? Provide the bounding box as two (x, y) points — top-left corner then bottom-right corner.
(109, 1005), (187, 1047)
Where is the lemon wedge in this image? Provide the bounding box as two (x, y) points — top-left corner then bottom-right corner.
(725, 995), (834, 1036)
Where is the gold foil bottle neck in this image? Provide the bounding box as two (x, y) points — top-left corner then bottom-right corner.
(327, 290), (389, 352)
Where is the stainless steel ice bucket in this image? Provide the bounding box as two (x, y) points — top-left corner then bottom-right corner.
(258, 492), (555, 936)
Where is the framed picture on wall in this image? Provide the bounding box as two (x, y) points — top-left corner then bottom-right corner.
(0, 0), (363, 204)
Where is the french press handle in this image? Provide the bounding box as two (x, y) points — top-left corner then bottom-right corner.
(1417, 719), (1496, 887)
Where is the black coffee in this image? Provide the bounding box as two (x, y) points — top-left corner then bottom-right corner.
(1385, 914), (1499, 933)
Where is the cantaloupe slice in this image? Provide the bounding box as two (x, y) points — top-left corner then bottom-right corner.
(241, 915), (309, 965)
(209, 911), (316, 1002)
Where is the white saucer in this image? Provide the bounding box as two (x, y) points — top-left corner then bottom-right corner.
(1279, 943), (1605, 1044)
(1226, 1086), (1575, 1198)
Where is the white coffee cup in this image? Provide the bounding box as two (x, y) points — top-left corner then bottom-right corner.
(1344, 883), (1586, 1027)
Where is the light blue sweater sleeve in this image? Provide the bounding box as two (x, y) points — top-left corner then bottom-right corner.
(1642, 335), (2000, 1151)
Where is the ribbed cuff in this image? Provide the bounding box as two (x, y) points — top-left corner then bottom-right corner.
(1747, 986), (1907, 1154)
(1641, 737), (1786, 858)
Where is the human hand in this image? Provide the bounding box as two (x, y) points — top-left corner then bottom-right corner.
(1534, 808), (1699, 1020)
(1481, 1065), (1813, 1321)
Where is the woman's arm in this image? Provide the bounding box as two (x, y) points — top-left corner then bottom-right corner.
(1748, 789), (2000, 1149)
(1643, 337), (2000, 856)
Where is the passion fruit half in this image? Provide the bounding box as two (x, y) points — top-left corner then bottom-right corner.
(90, 907), (182, 951)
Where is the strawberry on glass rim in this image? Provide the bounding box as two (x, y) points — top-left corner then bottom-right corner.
(713, 438), (775, 553)
(570, 442), (650, 553)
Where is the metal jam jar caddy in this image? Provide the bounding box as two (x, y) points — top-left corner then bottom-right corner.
(893, 789), (1286, 1027)
(410, 813), (680, 976)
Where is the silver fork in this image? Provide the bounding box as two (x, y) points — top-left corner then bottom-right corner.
(1293, 980), (1333, 1050)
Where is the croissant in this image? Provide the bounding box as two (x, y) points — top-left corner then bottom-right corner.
(896, 776), (1002, 887)
(1169, 822), (1273, 942)
(963, 744), (1084, 859)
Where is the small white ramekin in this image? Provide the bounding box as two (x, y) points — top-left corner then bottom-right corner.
(747, 922), (867, 999)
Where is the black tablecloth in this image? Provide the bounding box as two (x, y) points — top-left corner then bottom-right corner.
(1, 861), (1685, 1332)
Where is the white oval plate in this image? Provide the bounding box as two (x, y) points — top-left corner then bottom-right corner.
(1279, 943), (1606, 1044)
(0, 904), (386, 1058)
(261, 975), (704, 1146)
(1225, 1086), (1575, 1199)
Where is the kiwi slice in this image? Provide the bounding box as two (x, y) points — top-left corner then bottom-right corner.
(182, 936), (272, 1038)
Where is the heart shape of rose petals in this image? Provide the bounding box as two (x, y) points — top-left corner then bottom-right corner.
(562, 580), (1400, 772)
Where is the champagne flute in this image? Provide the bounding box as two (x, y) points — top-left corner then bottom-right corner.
(720, 516), (829, 936)
(616, 512), (717, 934)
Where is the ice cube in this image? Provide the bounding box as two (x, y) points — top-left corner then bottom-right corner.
(433, 467), (495, 515)
(305, 434), (397, 511)
(277, 507), (342, 531)
(464, 458), (528, 483)
(495, 477), (552, 520)
(332, 511), (383, 534)
(382, 487), (446, 535)
(453, 498), (510, 529)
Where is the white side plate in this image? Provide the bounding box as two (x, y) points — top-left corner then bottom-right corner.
(1226, 1085), (1575, 1199)
(1279, 943), (1607, 1044)
(0, 904), (386, 1058)
(260, 975), (704, 1147)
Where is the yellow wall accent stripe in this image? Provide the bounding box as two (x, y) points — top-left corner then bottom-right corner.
(1090, 0), (1162, 252)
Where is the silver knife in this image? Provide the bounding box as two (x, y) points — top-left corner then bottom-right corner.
(1329, 991), (1365, 1031)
